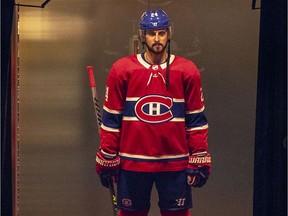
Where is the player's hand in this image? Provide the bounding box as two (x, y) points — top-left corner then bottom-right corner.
(95, 150), (120, 188)
(186, 152), (211, 187)
(98, 170), (118, 188)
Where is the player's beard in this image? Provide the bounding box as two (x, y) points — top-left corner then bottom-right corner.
(146, 41), (167, 54)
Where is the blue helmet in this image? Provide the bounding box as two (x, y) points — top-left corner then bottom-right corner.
(139, 9), (171, 30)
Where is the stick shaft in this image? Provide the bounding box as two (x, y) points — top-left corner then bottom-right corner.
(86, 66), (119, 216)
(87, 66), (102, 131)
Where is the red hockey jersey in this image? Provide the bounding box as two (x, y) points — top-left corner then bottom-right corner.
(100, 54), (208, 172)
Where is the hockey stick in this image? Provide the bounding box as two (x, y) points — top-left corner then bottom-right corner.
(87, 66), (120, 216)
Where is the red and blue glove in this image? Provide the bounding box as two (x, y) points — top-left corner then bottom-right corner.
(187, 151), (211, 187)
(95, 150), (120, 188)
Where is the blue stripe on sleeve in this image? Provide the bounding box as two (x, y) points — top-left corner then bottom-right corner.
(102, 109), (123, 129)
(185, 112), (208, 128)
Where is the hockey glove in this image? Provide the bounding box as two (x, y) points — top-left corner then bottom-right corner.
(95, 150), (120, 188)
(187, 152), (211, 188)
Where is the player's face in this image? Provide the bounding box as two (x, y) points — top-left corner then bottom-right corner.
(145, 29), (168, 54)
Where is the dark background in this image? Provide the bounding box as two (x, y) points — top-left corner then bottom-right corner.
(2, 0), (286, 216)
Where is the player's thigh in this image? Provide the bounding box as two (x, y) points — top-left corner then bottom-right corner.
(155, 171), (192, 211)
(117, 170), (154, 211)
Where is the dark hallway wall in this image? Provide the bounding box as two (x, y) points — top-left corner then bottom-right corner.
(253, 0), (287, 215)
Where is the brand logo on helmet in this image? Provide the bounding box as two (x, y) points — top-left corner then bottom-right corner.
(152, 22), (158, 27)
(134, 95), (173, 124)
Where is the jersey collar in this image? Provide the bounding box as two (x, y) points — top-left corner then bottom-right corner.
(137, 53), (175, 69)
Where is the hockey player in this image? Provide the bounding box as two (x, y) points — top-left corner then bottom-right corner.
(95, 9), (211, 216)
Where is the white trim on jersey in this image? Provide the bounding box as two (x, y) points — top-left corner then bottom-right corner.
(101, 124), (121, 132)
(122, 116), (185, 122)
(103, 105), (123, 114)
(126, 97), (140, 101)
(126, 97), (185, 102)
(186, 124), (209, 131)
(119, 152), (189, 160)
(173, 98), (185, 102)
(171, 117), (185, 122)
(136, 53), (175, 69)
(122, 117), (138, 121)
(186, 106), (205, 114)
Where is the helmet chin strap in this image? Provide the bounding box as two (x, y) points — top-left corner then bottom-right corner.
(166, 39), (171, 91)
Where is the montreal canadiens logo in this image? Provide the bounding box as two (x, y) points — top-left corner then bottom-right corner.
(122, 198), (132, 207)
(135, 95), (173, 124)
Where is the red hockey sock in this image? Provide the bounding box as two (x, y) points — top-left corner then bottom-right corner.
(119, 209), (149, 216)
(161, 209), (191, 216)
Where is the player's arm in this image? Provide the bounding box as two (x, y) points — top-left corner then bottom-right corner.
(100, 65), (126, 154)
(96, 65), (126, 187)
(184, 65), (211, 187)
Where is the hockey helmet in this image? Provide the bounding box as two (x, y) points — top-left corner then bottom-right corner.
(139, 9), (172, 43)
(139, 9), (171, 30)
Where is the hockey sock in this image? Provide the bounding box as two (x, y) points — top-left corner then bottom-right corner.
(161, 209), (191, 216)
(119, 209), (149, 216)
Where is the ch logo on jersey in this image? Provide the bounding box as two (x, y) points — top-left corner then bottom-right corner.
(134, 95), (173, 124)
(122, 198), (132, 207)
